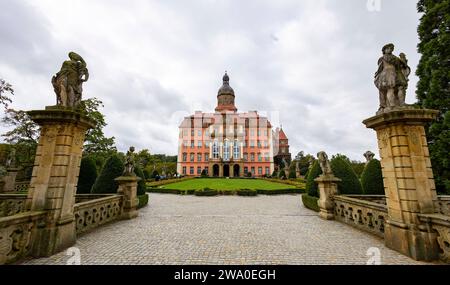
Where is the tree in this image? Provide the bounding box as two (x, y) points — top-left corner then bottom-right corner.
(91, 154), (124, 194)
(416, 0), (450, 194)
(361, 159), (385, 195)
(306, 160), (322, 197)
(77, 156), (98, 194)
(330, 156), (363, 195)
(0, 79), (14, 109)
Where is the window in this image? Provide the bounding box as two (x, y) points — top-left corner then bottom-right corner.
(233, 140), (240, 159)
(205, 129), (210, 137)
(182, 167), (186, 175)
(190, 153), (195, 162)
(265, 167), (270, 175)
(251, 167), (255, 175)
(190, 167), (194, 175)
(183, 129), (187, 137)
(197, 153), (202, 162)
(183, 140), (188, 147)
(264, 141), (268, 148)
(205, 140), (210, 147)
(264, 130), (268, 136)
(257, 141), (262, 148)
(244, 167), (248, 175)
(258, 167), (262, 175)
(182, 153), (187, 162)
(250, 153), (255, 162)
(205, 167), (209, 174)
(258, 153), (262, 162)
(257, 129), (261, 136)
(243, 153), (248, 161)
(212, 140), (219, 159)
(198, 141), (202, 148)
(251, 129), (255, 137)
(191, 141), (195, 148)
(223, 140), (230, 161)
(198, 130), (202, 137)
(205, 154), (209, 162)
(264, 153), (270, 162)
(243, 140), (247, 148)
(191, 129), (194, 137)
(250, 141), (255, 148)
(197, 167), (202, 175)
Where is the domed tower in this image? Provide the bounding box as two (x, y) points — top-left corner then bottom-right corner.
(215, 72), (237, 112)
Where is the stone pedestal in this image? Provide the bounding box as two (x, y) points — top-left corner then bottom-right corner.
(315, 175), (341, 220)
(115, 176), (140, 219)
(26, 106), (95, 257)
(2, 168), (20, 192)
(363, 107), (440, 261)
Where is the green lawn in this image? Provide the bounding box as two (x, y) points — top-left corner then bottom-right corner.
(159, 178), (297, 191)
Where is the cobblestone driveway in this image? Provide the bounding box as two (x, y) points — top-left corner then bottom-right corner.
(23, 194), (428, 265)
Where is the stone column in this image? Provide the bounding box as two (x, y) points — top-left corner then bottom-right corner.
(219, 164), (223, 177)
(2, 167), (20, 192)
(315, 175), (341, 220)
(363, 108), (440, 261)
(26, 106), (95, 257)
(115, 176), (140, 219)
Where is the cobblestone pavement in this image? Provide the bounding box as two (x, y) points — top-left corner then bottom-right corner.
(23, 194), (429, 265)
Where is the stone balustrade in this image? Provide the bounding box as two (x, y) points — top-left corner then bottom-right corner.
(334, 195), (388, 238)
(436, 196), (450, 216)
(418, 214), (450, 263)
(14, 182), (30, 192)
(0, 211), (46, 264)
(74, 195), (123, 235)
(0, 194), (27, 218)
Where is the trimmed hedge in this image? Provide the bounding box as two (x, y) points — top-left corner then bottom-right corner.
(134, 166), (147, 196)
(77, 156), (98, 194)
(194, 188), (218, 196)
(257, 189), (305, 195)
(147, 177), (194, 188)
(301, 194), (319, 212)
(306, 161), (322, 198)
(237, 189), (258, 196)
(137, 194), (149, 209)
(91, 154), (124, 194)
(361, 159), (385, 195)
(147, 188), (304, 195)
(330, 157), (363, 195)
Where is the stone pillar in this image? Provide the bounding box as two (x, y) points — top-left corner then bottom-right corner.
(363, 108), (440, 261)
(115, 176), (140, 219)
(219, 164), (223, 177)
(26, 106), (95, 257)
(2, 168), (20, 192)
(315, 175), (341, 220)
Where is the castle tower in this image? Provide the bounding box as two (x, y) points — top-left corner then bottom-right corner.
(215, 72), (237, 113)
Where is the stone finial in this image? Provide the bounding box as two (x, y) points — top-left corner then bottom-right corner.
(52, 52), (89, 108)
(363, 151), (375, 163)
(123, 146), (136, 176)
(374, 43), (411, 113)
(317, 151), (333, 176)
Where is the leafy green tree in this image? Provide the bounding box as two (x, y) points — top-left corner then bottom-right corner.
(77, 156), (98, 194)
(91, 154), (124, 194)
(0, 79), (14, 109)
(416, 0), (450, 194)
(361, 159), (385, 195)
(306, 161), (322, 197)
(330, 156), (363, 194)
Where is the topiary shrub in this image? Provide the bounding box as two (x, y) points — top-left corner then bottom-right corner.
(151, 170), (159, 179)
(289, 168), (297, 179)
(301, 193), (319, 212)
(271, 170), (278, 178)
(306, 161), (322, 198)
(194, 187), (218, 196)
(361, 159), (385, 195)
(201, 169), (208, 178)
(330, 156), (363, 195)
(137, 194), (149, 209)
(134, 166), (147, 196)
(143, 169), (151, 180)
(91, 154), (124, 194)
(77, 156), (98, 194)
(237, 189), (257, 196)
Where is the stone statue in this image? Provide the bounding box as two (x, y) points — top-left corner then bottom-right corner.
(52, 52), (89, 108)
(374, 43), (411, 113)
(282, 157), (290, 175)
(364, 151), (375, 164)
(123, 146), (136, 176)
(5, 147), (16, 169)
(317, 151), (333, 176)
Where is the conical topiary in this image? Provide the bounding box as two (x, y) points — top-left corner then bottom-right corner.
(77, 156), (98, 194)
(330, 156), (363, 194)
(306, 161), (322, 197)
(361, 159), (385, 195)
(134, 165), (147, 196)
(91, 154), (124, 194)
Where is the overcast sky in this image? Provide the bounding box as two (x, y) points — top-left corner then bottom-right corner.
(0, 0), (421, 160)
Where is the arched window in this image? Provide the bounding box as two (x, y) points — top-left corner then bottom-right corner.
(223, 140), (230, 161)
(233, 140), (240, 160)
(212, 140), (219, 159)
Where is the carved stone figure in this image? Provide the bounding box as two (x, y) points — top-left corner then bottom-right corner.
(52, 52), (89, 108)
(5, 148), (16, 169)
(317, 151), (333, 176)
(364, 151), (375, 164)
(123, 146), (136, 176)
(374, 44), (411, 113)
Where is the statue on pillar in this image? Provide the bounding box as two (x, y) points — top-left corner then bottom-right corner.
(374, 43), (411, 113)
(363, 151), (375, 164)
(52, 52), (89, 108)
(317, 151), (333, 176)
(5, 147), (16, 169)
(123, 146), (136, 176)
